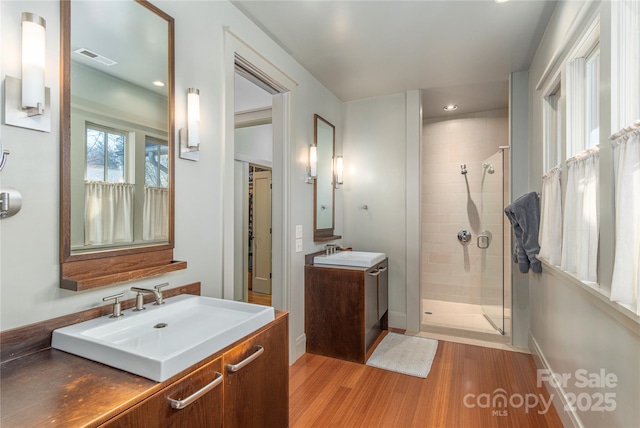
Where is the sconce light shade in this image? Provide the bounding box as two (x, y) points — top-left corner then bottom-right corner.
(309, 144), (317, 177)
(179, 87), (200, 161)
(306, 144), (317, 184)
(21, 13), (46, 111)
(4, 12), (50, 132)
(335, 155), (343, 187)
(187, 88), (200, 147)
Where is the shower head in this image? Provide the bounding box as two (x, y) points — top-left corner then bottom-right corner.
(460, 164), (467, 175)
(483, 163), (495, 174)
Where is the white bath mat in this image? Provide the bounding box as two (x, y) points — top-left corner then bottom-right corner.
(366, 333), (438, 378)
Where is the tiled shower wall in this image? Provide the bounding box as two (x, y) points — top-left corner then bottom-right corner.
(421, 109), (509, 306)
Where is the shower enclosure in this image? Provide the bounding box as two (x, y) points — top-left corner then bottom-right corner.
(479, 151), (505, 334)
(420, 109), (510, 342)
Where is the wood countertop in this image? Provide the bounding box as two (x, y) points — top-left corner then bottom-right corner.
(1, 349), (158, 427)
(0, 293), (287, 428)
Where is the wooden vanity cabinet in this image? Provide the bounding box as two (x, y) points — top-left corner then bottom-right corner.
(223, 315), (289, 428)
(101, 315), (288, 428)
(102, 357), (224, 428)
(305, 259), (388, 363)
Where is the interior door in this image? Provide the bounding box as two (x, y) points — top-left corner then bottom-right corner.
(252, 170), (272, 294)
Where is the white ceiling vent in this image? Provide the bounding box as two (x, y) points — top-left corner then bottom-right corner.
(74, 48), (118, 66)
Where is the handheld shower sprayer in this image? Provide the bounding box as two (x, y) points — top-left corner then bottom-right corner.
(460, 164), (467, 175)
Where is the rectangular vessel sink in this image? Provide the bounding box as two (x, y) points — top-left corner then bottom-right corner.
(52, 295), (274, 382)
(313, 251), (386, 268)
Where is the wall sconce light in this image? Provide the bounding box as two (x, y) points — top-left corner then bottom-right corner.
(306, 144), (317, 184)
(179, 88), (200, 161)
(4, 12), (51, 132)
(334, 155), (344, 188)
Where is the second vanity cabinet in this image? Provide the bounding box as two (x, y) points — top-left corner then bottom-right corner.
(101, 315), (288, 428)
(305, 259), (388, 363)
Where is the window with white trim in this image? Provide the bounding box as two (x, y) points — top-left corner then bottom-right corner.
(566, 20), (600, 159)
(585, 44), (600, 149)
(86, 123), (127, 183)
(144, 137), (168, 188)
(543, 83), (562, 172)
(611, 0), (640, 130)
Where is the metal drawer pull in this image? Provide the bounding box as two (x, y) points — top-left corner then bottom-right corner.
(226, 345), (264, 373)
(168, 372), (223, 410)
(377, 266), (388, 272)
(368, 269), (380, 276)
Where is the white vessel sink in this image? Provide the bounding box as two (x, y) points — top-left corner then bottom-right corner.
(52, 294), (274, 382)
(313, 251), (386, 268)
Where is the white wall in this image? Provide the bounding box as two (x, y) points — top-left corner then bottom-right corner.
(0, 0), (343, 368)
(342, 93), (408, 328)
(527, 1), (640, 426)
(234, 124), (273, 166)
(510, 70), (531, 348)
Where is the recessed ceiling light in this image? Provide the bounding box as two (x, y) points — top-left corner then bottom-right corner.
(152, 81), (165, 87)
(443, 104), (458, 112)
(494, 0), (510, 3)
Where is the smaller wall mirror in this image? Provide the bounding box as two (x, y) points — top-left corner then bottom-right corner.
(313, 114), (340, 242)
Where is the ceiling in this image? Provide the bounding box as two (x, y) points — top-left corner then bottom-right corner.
(71, 1), (169, 96)
(232, 0), (557, 118)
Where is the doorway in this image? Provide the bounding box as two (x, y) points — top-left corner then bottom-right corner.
(233, 71), (275, 306)
(224, 30), (297, 329)
(249, 167), (272, 305)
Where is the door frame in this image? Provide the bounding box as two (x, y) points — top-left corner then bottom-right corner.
(223, 28), (297, 313)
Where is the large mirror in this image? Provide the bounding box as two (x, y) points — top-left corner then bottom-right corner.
(60, 0), (184, 291)
(313, 115), (340, 241)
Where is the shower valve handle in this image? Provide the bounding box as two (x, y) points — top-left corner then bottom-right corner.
(457, 230), (472, 245)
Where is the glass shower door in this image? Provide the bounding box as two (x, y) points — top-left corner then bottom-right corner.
(479, 151), (505, 334)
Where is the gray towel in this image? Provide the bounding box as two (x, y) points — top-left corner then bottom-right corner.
(504, 192), (541, 274)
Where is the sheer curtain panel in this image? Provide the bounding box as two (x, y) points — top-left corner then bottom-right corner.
(560, 146), (599, 282)
(538, 166), (563, 265)
(143, 187), (169, 241)
(610, 125), (640, 314)
(84, 181), (134, 245)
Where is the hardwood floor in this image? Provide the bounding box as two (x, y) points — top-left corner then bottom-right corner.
(289, 340), (563, 427)
(248, 290), (271, 306)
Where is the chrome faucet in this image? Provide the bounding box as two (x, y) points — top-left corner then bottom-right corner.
(131, 283), (169, 310)
(103, 292), (125, 318)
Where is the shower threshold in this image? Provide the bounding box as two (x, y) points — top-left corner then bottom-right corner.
(421, 299), (510, 344)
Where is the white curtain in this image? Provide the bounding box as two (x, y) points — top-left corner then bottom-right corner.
(538, 165), (563, 265)
(143, 186), (168, 241)
(84, 181), (134, 245)
(610, 127), (640, 314)
(560, 146), (599, 282)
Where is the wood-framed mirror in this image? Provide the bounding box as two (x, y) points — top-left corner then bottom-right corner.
(313, 114), (341, 242)
(60, 0), (185, 291)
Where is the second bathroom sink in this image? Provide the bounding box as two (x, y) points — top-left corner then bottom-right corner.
(313, 251), (386, 268)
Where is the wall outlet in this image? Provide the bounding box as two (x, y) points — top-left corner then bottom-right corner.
(295, 225), (303, 239)
(295, 238), (303, 253)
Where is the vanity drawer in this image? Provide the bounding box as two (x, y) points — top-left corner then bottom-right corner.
(223, 316), (289, 428)
(102, 357), (223, 428)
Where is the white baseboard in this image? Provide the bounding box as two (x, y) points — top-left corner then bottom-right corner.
(529, 333), (582, 428)
(290, 333), (306, 365)
(388, 311), (407, 330)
